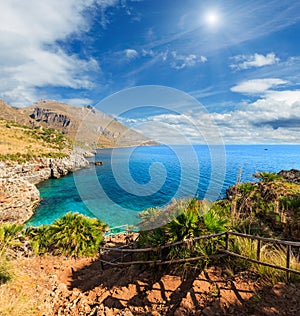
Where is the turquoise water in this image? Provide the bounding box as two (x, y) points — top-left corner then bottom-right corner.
(27, 145), (300, 227)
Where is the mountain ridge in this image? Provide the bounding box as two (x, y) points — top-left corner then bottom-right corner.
(0, 99), (156, 149)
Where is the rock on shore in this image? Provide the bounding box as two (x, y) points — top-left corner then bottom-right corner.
(278, 169), (300, 184)
(0, 153), (90, 224)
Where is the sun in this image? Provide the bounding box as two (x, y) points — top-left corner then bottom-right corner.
(204, 11), (220, 27)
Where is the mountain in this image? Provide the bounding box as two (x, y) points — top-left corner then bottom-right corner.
(0, 99), (156, 149)
(0, 99), (26, 123)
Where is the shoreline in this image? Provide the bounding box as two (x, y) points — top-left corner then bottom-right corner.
(0, 150), (92, 224)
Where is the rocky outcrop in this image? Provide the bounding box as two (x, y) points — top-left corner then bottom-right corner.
(0, 178), (40, 223)
(0, 153), (90, 223)
(49, 153), (89, 179)
(278, 169), (300, 184)
(30, 107), (71, 129)
(0, 153), (89, 184)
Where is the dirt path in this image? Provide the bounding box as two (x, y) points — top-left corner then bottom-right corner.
(2, 234), (300, 315)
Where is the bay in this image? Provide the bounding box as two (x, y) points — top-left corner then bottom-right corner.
(27, 145), (300, 228)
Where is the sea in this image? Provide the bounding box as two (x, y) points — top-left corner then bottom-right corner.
(27, 145), (300, 228)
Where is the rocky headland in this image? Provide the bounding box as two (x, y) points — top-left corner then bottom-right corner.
(0, 152), (90, 224)
(0, 97), (157, 225)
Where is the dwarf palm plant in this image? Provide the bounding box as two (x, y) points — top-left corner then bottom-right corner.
(166, 208), (200, 243)
(0, 223), (24, 253)
(254, 171), (282, 182)
(26, 212), (108, 257)
(202, 210), (228, 234)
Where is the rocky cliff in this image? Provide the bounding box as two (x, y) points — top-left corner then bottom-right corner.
(0, 177), (40, 223)
(20, 100), (157, 148)
(0, 153), (89, 224)
(30, 107), (71, 129)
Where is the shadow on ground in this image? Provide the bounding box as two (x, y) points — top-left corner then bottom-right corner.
(63, 256), (300, 315)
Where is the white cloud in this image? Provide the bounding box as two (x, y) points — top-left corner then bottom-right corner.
(97, 0), (119, 29)
(230, 53), (280, 70)
(119, 111), (224, 144)
(124, 49), (139, 60)
(141, 49), (155, 57)
(0, 0), (123, 107)
(170, 51), (207, 70)
(231, 78), (287, 94)
(120, 88), (300, 144)
(210, 89), (300, 143)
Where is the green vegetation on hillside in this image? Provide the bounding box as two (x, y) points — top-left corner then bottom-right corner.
(136, 173), (300, 282)
(228, 172), (300, 239)
(0, 213), (107, 285)
(0, 118), (72, 163)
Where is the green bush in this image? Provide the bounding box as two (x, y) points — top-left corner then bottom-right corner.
(254, 171), (283, 182)
(0, 223), (24, 252)
(26, 212), (108, 257)
(137, 199), (228, 264)
(0, 224), (24, 285)
(0, 257), (11, 284)
(237, 182), (255, 194)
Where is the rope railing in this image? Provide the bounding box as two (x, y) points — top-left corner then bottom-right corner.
(99, 231), (300, 282)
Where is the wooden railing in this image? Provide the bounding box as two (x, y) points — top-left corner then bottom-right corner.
(223, 231), (300, 282)
(99, 231), (300, 282)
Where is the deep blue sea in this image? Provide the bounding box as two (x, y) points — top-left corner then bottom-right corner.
(27, 145), (300, 228)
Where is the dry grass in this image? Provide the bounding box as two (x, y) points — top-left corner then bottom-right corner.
(0, 119), (70, 158)
(0, 256), (49, 316)
(232, 237), (300, 284)
(257, 244), (300, 284)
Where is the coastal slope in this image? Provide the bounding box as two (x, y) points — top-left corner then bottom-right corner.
(0, 98), (157, 224)
(1, 99), (156, 148)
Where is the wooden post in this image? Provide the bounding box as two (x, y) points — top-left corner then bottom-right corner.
(159, 247), (163, 262)
(225, 232), (229, 251)
(256, 239), (261, 261)
(286, 245), (291, 283)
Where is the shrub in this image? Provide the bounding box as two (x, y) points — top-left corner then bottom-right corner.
(26, 212), (108, 257)
(137, 199), (228, 265)
(0, 223), (24, 253)
(237, 182), (255, 194)
(253, 171), (283, 182)
(0, 256), (11, 284)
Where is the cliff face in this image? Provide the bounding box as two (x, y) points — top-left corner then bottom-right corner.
(0, 153), (89, 224)
(30, 107), (71, 129)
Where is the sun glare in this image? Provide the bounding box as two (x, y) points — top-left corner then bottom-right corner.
(204, 11), (220, 27)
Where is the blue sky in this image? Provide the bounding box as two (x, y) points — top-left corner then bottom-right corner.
(1, 0), (300, 143)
